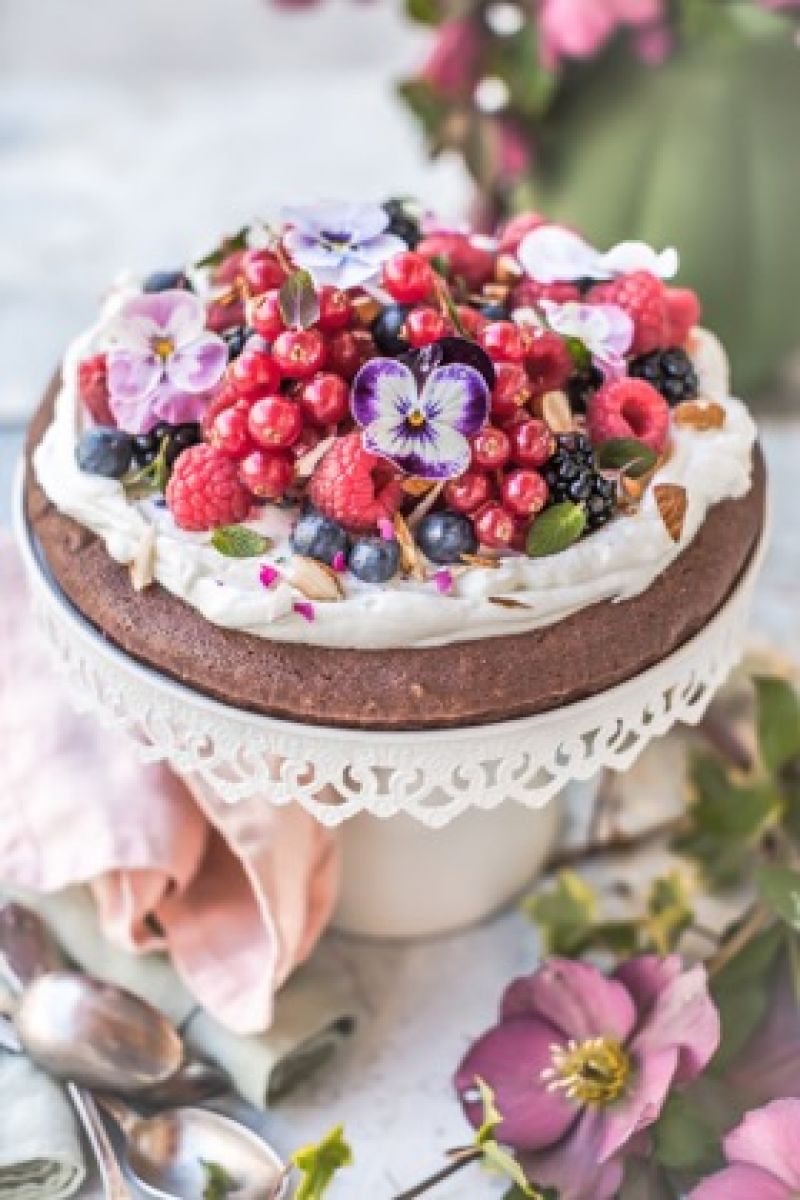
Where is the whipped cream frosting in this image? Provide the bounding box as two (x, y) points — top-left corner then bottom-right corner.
(34, 308), (757, 650)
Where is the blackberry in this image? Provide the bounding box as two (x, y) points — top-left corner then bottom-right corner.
(383, 198), (422, 249)
(131, 422), (202, 470)
(567, 365), (603, 415)
(629, 347), (698, 407)
(223, 325), (253, 361)
(543, 433), (616, 531)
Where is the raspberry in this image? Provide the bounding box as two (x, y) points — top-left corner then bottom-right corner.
(308, 432), (403, 532)
(78, 354), (113, 425)
(587, 378), (670, 454)
(664, 287), (701, 347)
(510, 279), (580, 311)
(588, 271), (668, 356)
(166, 444), (252, 531)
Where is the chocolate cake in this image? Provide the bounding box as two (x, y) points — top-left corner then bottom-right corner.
(26, 204), (765, 730)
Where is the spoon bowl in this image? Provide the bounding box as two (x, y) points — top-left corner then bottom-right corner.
(101, 1099), (289, 1200)
(15, 971), (183, 1093)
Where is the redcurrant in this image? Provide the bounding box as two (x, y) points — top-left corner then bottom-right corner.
(501, 469), (549, 518)
(248, 395), (305, 449)
(491, 363), (531, 424)
(524, 330), (573, 395)
(272, 329), (326, 380)
(241, 249), (285, 295)
(208, 401), (254, 458)
(239, 449), (295, 500)
(327, 330), (376, 380)
(382, 252), (435, 305)
(230, 348), (281, 398)
(249, 290), (285, 341)
(403, 307), (450, 348)
(317, 286), (352, 332)
(473, 503), (515, 550)
(444, 471), (492, 515)
(471, 425), (511, 470)
(300, 373), (349, 427)
(509, 419), (555, 469)
(479, 321), (525, 365)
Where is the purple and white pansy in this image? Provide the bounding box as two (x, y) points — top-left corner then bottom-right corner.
(282, 201), (407, 290)
(518, 224), (679, 284)
(103, 290), (227, 434)
(351, 357), (490, 480)
(542, 299), (634, 380)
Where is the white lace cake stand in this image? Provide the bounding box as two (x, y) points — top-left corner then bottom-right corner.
(15, 467), (768, 937)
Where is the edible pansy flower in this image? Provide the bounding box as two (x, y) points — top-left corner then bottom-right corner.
(542, 299), (634, 380)
(351, 357), (490, 480)
(689, 1099), (800, 1200)
(455, 955), (720, 1200)
(281, 201), (406, 290)
(518, 225), (679, 285)
(103, 290), (227, 434)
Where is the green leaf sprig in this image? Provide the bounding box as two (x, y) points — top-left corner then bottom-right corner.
(292, 1125), (353, 1200)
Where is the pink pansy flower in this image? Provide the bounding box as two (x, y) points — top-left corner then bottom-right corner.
(518, 224), (678, 284)
(541, 299), (633, 380)
(455, 956), (720, 1200)
(689, 1099), (800, 1200)
(104, 290), (227, 434)
(539, 0), (665, 68)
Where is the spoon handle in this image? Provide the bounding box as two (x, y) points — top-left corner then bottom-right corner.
(67, 1084), (135, 1200)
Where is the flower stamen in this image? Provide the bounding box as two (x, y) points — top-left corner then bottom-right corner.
(151, 336), (175, 361)
(542, 1037), (630, 1106)
(407, 409), (427, 429)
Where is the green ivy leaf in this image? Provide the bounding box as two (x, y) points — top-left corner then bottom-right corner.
(596, 438), (658, 480)
(211, 526), (271, 559)
(689, 755), (779, 840)
(292, 1125), (353, 1200)
(755, 676), (800, 774)
(522, 870), (597, 956)
(757, 865), (800, 931)
(195, 226), (249, 270)
(644, 872), (694, 955)
(526, 502), (586, 559)
(709, 922), (784, 1072)
(201, 1160), (237, 1200)
(279, 269), (321, 331)
(651, 1092), (721, 1172)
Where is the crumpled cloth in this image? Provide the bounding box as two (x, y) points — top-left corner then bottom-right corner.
(0, 530), (340, 1035)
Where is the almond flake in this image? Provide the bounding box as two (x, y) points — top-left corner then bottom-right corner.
(540, 390), (574, 433)
(407, 481), (445, 531)
(352, 295), (382, 328)
(284, 556), (344, 602)
(460, 553), (501, 570)
(494, 254), (524, 285)
(673, 400), (726, 432)
(489, 595), (533, 610)
(129, 526), (156, 593)
(402, 477), (437, 497)
(481, 283), (511, 304)
(393, 512), (426, 580)
(294, 435), (335, 479)
(654, 483), (688, 543)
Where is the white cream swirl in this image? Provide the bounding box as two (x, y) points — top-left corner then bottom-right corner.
(34, 319), (757, 650)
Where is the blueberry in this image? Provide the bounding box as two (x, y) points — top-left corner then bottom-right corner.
(479, 301), (507, 321)
(223, 325), (253, 361)
(416, 510), (477, 564)
(143, 269), (192, 294)
(76, 428), (133, 478)
(291, 507), (350, 566)
(371, 305), (411, 356)
(348, 537), (401, 583)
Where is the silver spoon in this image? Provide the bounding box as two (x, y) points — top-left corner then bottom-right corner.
(98, 1094), (289, 1200)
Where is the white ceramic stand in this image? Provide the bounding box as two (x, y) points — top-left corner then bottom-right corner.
(14, 465), (767, 938)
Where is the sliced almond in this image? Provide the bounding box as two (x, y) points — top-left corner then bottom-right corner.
(294, 435), (335, 479)
(481, 283), (511, 304)
(460, 553), (501, 570)
(489, 595), (533, 610)
(393, 512), (426, 581)
(402, 477), (437, 497)
(129, 526), (157, 593)
(673, 400), (726, 432)
(494, 253), (524, 285)
(352, 294), (382, 328)
(284, 556), (344, 602)
(654, 483), (688, 543)
(407, 480), (445, 531)
(539, 390), (574, 433)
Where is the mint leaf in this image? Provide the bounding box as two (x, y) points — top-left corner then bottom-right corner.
(757, 865), (800, 931)
(201, 1160), (237, 1200)
(526, 502), (586, 558)
(652, 1092), (721, 1172)
(211, 526), (270, 558)
(755, 676), (800, 774)
(596, 438), (658, 479)
(279, 269), (321, 331)
(292, 1126), (353, 1200)
(564, 336), (591, 371)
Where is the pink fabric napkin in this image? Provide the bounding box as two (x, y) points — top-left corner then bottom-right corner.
(0, 530), (340, 1035)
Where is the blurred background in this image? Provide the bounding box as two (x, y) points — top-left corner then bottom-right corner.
(1, 0), (798, 645)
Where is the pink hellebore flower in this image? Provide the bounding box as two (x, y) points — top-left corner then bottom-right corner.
(420, 18), (482, 99)
(539, 0), (665, 68)
(689, 1099), (800, 1200)
(725, 958), (800, 1111)
(455, 956), (720, 1200)
(105, 290), (227, 434)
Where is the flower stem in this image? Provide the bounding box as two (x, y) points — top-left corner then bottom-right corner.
(707, 903), (772, 979)
(391, 1147), (482, 1200)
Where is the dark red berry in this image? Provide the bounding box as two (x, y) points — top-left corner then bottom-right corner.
(300, 373), (349, 427)
(473, 503), (515, 550)
(509, 419), (555, 468)
(327, 330), (376, 380)
(231, 348), (281, 398)
(471, 425), (511, 470)
(416, 233), (494, 290)
(479, 321), (525, 365)
(455, 306), (488, 339)
(382, 252), (435, 305)
(248, 395), (304, 449)
(404, 307), (450, 348)
(318, 287), (352, 332)
(208, 401), (254, 458)
(239, 448), (295, 499)
(249, 290), (285, 341)
(241, 249), (285, 295)
(501, 469), (549, 518)
(272, 329), (327, 380)
(491, 363), (531, 424)
(524, 330), (573, 395)
(444, 471), (492, 514)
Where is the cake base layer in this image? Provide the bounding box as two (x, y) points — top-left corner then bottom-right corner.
(25, 385), (767, 731)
